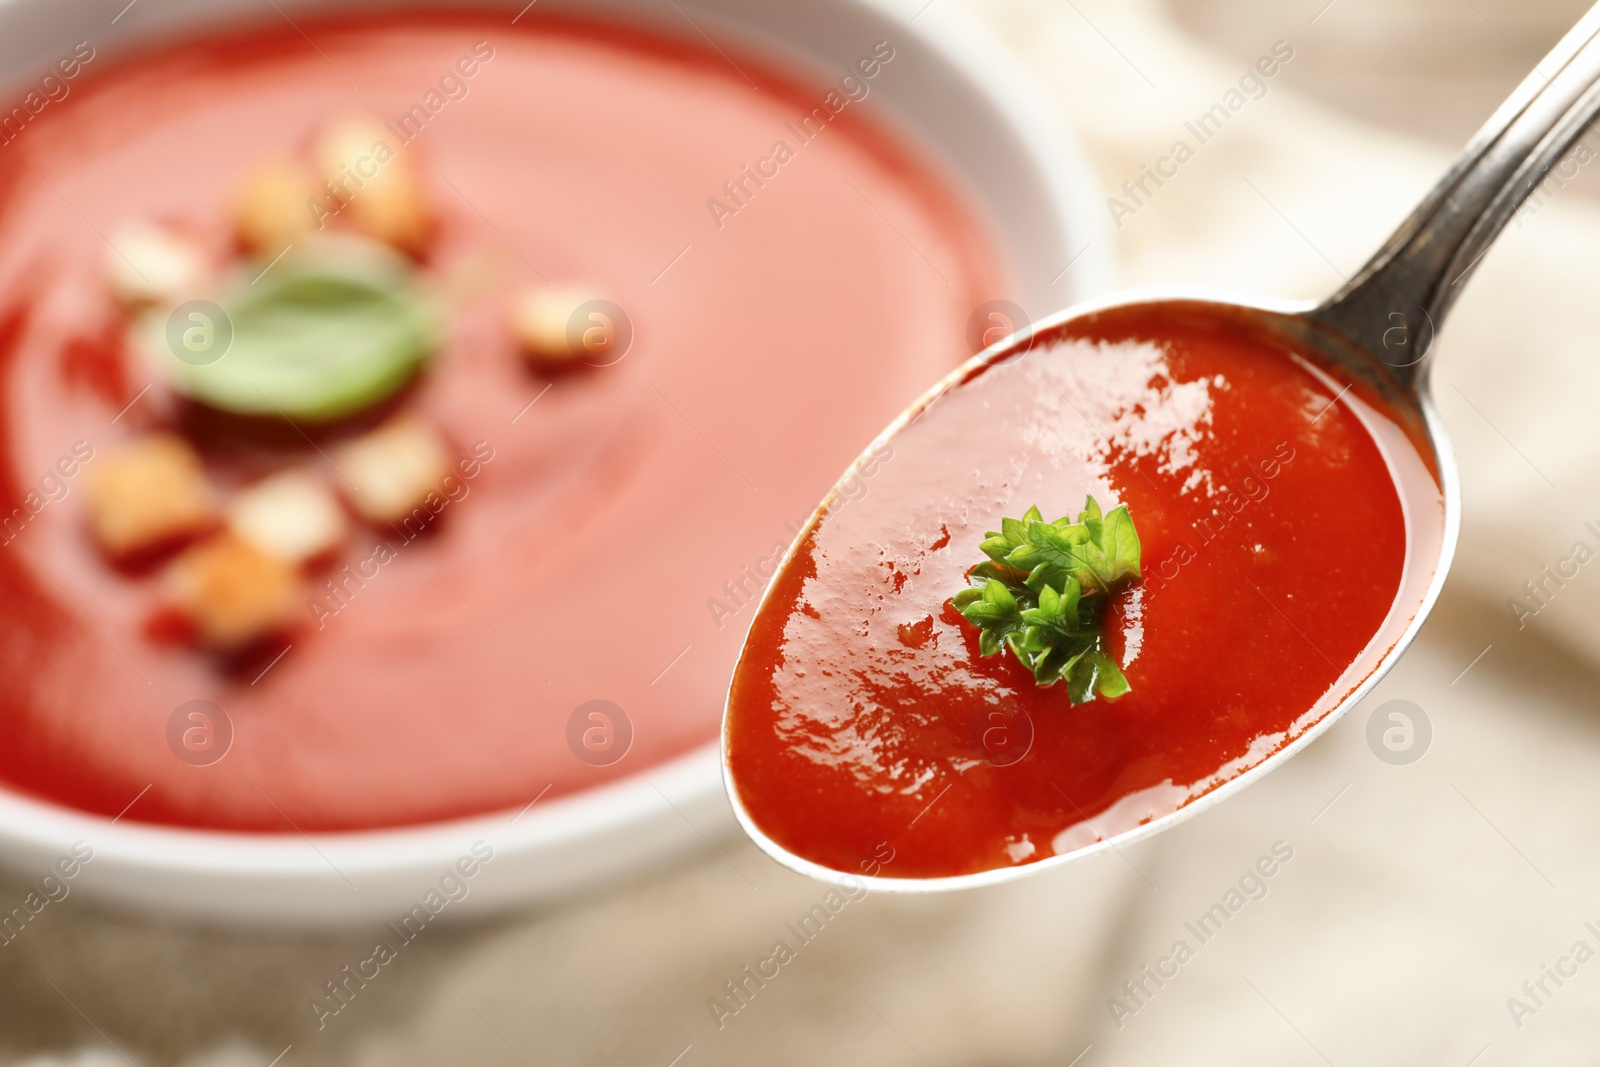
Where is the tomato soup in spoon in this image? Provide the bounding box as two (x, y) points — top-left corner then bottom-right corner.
(724, 301), (1432, 880)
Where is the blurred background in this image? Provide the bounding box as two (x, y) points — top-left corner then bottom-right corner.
(7, 0), (1600, 1062)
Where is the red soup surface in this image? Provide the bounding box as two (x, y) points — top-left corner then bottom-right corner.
(0, 12), (1007, 829)
(726, 303), (1433, 879)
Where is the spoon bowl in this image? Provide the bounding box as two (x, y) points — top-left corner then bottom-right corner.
(723, 290), (1454, 890)
(722, 0), (1600, 889)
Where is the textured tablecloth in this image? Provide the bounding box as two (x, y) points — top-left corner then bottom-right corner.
(8, 0), (1600, 1063)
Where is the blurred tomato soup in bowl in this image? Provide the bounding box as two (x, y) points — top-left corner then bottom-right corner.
(0, 1), (1108, 921)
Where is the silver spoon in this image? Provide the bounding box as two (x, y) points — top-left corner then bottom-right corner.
(723, 3), (1600, 890)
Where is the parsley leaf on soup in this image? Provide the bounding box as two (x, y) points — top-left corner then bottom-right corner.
(950, 496), (1141, 701)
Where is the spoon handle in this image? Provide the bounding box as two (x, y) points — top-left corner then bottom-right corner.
(1311, 2), (1600, 388)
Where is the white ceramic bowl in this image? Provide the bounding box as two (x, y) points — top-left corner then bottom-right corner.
(0, 0), (1114, 926)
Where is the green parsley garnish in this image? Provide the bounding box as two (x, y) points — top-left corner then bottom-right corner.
(949, 496), (1141, 702)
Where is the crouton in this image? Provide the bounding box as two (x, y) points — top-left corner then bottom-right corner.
(88, 435), (216, 557)
(234, 161), (320, 255)
(106, 221), (205, 306)
(166, 534), (300, 648)
(314, 118), (431, 254)
(510, 285), (598, 368)
(228, 470), (347, 566)
(334, 416), (449, 524)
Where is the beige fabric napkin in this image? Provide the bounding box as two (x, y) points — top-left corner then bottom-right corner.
(9, 2), (1600, 1065)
